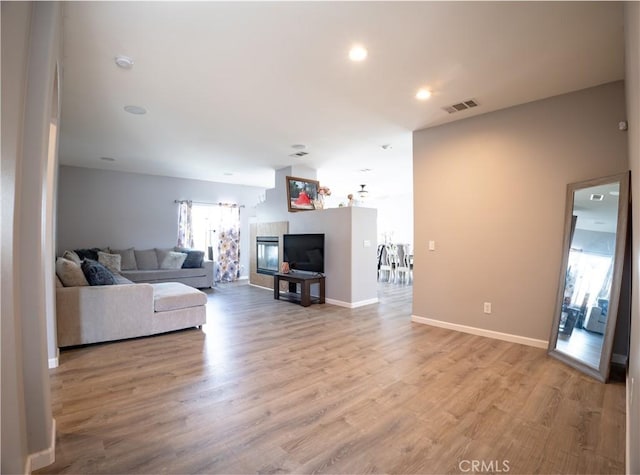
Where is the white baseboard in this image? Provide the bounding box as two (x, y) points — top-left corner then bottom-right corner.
(48, 348), (59, 369)
(249, 282), (273, 291)
(326, 297), (379, 309)
(411, 315), (548, 349)
(28, 418), (56, 471)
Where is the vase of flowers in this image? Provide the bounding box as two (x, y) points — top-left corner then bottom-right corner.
(315, 185), (331, 209)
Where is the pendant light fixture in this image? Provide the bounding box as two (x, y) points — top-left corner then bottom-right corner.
(357, 184), (368, 198)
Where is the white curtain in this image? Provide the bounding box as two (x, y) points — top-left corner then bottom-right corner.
(176, 200), (194, 248)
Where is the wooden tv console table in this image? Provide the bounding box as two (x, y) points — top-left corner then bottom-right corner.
(273, 272), (325, 307)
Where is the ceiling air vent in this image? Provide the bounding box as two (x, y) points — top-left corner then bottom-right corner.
(289, 151), (309, 158)
(442, 98), (480, 114)
(590, 193), (605, 201)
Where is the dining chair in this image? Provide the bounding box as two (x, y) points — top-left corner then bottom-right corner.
(395, 243), (412, 283)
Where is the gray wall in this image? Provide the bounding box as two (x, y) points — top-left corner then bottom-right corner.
(57, 166), (265, 278)
(1, 2), (60, 472)
(625, 2), (640, 472)
(412, 81), (628, 342)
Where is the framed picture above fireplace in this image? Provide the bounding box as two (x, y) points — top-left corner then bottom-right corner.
(286, 176), (319, 212)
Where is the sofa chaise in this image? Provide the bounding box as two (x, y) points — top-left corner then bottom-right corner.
(56, 282), (207, 347)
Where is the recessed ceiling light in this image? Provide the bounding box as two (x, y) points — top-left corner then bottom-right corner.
(291, 144), (307, 150)
(610, 191), (620, 196)
(124, 105), (147, 115)
(349, 45), (368, 62)
(360, 168), (372, 172)
(99, 156), (116, 162)
(416, 89), (432, 100)
(114, 55), (134, 69)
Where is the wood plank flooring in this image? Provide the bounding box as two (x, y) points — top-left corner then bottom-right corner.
(37, 281), (625, 474)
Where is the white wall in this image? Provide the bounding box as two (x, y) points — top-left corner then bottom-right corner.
(57, 166), (265, 278)
(1, 4), (33, 472)
(369, 192), (413, 246)
(255, 165), (317, 223)
(1, 2), (60, 472)
(625, 2), (640, 473)
(412, 81), (628, 343)
(44, 69), (61, 367)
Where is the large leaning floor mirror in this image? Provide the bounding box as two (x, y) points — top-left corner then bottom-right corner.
(548, 172), (629, 382)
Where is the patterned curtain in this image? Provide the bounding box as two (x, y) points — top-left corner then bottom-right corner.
(177, 200), (194, 248)
(216, 205), (240, 282)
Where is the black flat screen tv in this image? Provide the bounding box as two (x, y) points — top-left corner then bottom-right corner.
(283, 233), (325, 274)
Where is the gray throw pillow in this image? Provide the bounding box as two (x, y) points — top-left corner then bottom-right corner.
(98, 251), (122, 273)
(160, 251), (187, 269)
(111, 248), (137, 270)
(55, 257), (89, 287)
(134, 249), (159, 270)
(81, 259), (117, 286)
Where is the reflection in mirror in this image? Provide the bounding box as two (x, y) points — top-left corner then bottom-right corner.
(548, 173), (629, 382)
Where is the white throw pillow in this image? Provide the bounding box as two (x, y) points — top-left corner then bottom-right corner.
(62, 250), (82, 265)
(160, 251), (187, 269)
(55, 257), (89, 287)
(98, 251), (122, 273)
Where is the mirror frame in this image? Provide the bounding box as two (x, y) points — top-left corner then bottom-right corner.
(548, 172), (629, 382)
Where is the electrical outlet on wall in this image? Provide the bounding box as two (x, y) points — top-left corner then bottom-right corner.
(483, 302), (492, 314)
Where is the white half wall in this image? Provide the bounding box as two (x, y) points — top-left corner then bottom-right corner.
(289, 206), (378, 305)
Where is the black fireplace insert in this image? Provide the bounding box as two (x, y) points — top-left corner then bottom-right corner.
(257, 236), (279, 275)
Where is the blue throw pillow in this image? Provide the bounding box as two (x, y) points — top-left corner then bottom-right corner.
(175, 248), (205, 268)
(81, 259), (116, 286)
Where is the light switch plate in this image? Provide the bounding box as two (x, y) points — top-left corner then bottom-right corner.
(428, 240), (435, 251)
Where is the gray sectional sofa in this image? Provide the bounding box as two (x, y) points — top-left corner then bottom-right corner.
(121, 262), (214, 288)
(54, 246), (212, 347)
(62, 247), (214, 289)
(108, 247), (213, 289)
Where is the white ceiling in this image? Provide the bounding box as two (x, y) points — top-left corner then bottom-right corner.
(59, 1), (625, 197)
(574, 182), (621, 234)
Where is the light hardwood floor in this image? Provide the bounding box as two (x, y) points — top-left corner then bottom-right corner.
(37, 282), (625, 474)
